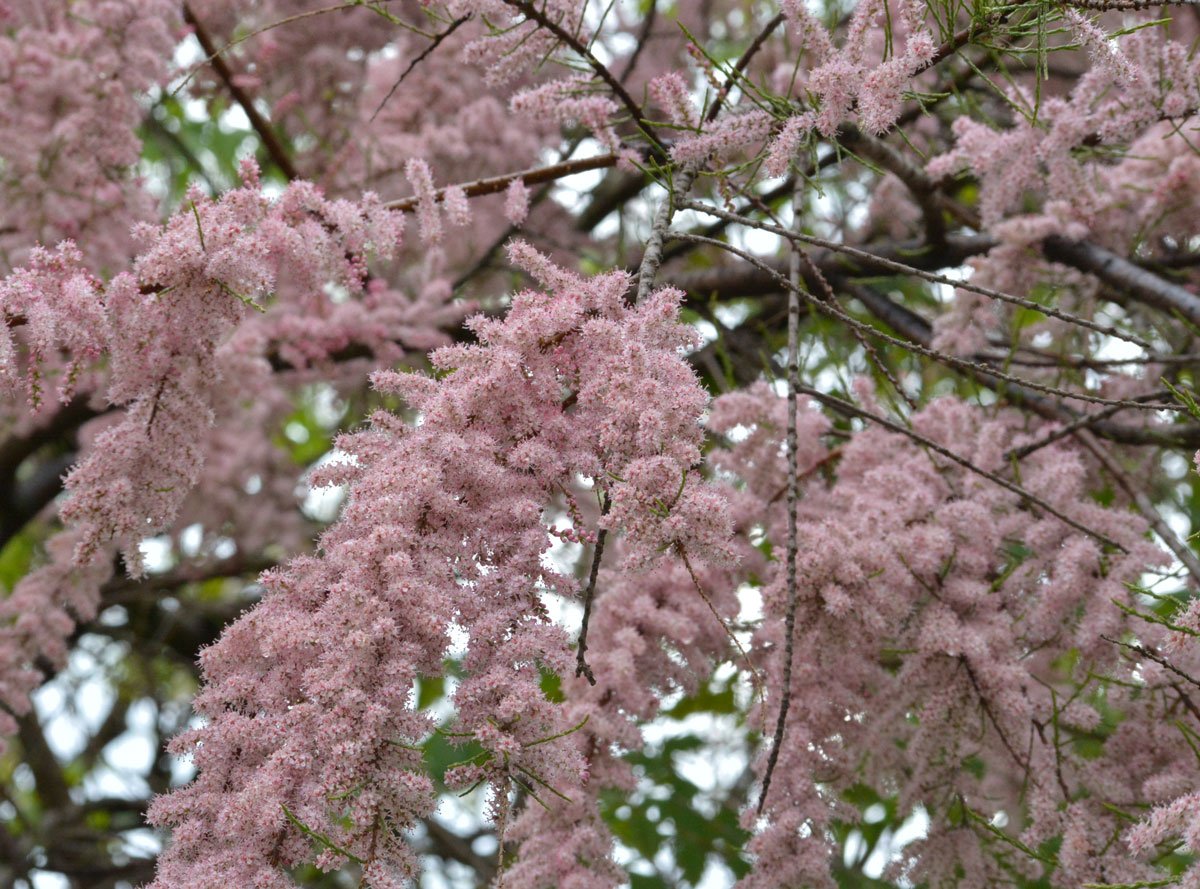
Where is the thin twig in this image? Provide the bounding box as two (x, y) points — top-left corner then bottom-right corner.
(575, 496), (610, 685)
(759, 178), (803, 815)
(964, 659), (1033, 779)
(504, 0), (659, 147)
(1004, 397), (1162, 461)
(616, 3), (657, 82)
(670, 231), (1177, 414)
(1103, 636), (1200, 689)
(385, 154), (621, 211)
(1077, 431), (1200, 588)
(678, 200), (1156, 353)
(798, 249), (917, 410)
(794, 382), (1126, 550)
(679, 550), (764, 709)
(370, 15), (472, 123)
(704, 13), (785, 124)
(183, 3), (299, 181)
(173, 3), (403, 97)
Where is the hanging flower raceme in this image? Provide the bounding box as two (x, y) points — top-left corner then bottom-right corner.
(0, 161), (410, 749)
(709, 387), (1172, 889)
(147, 244), (734, 887)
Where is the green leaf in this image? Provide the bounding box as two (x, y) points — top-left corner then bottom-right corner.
(662, 679), (737, 719)
(0, 530), (36, 593)
(416, 675), (444, 710)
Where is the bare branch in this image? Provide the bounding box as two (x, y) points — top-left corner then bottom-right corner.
(793, 382), (1127, 550)
(678, 200), (1156, 352)
(183, 3), (299, 181)
(1043, 235), (1200, 330)
(503, 0), (659, 147)
(369, 15), (472, 123)
(1076, 431), (1200, 588)
(759, 180), (803, 815)
(636, 165), (699, 302)
(385, 153), (622, 212)
(575, 497), (610, 686)
(671, 231), (1178, 414)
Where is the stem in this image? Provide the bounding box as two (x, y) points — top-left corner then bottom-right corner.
(704, 13), (785, 124)
(575, 496), (610, 685)
(794, 382), (1126, 552)
(1078, 431), (1200, 588)
(759, 179), (802, 815)
(503, 0), (659, 149)
(385, 153), (621, 212)
(635, 164), (698, 303)
(183, 3), (299, 181)
(369, 15), (472, 123)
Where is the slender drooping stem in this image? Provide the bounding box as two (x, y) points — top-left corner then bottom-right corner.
(1076, 430), (1200, 588)
(369, 15), (472, 122)
(575, 495), (610, 685)
(503, 0), (659, 148)
(758, 181), (803, 814)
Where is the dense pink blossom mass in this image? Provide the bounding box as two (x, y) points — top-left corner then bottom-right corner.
(1, 1), (1200, 888)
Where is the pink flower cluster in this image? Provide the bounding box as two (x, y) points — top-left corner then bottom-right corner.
(0, 1), (178, 269)
(0, 163), (420, 749)
(928, 17), (1200, 231)
(667, 0), (939, 173)
(709, 386), (1177, 888)
(923, 16), (1200, 371)
(146, 245), (733, 886)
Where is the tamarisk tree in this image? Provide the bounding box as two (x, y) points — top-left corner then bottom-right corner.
(2, 1), (1200, 887)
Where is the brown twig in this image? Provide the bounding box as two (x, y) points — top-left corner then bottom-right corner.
(759, 179), (803, 815)
(503, 0), (659, 147)
(1103, 636), (1200, 690)
(965, 659), (1033, 779)
(793, 381), (1126, 550)
(679, 550), (764, 707)
(369, 15), (472, 123)
(616, 3), (658, 82)
(1076, 431), (1200, 588)
(671, 231), (1178, 415)
(1003, 397), (1160, 461)
(705, 13), (785, 124)
(678, 200), (1156, 353)
(385, 153), (622, 212)
(575, 496), (610, 686)
(183, 3), (299, 181)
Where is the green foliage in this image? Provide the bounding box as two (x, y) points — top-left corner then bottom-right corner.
(598, 675), (753, 886)
(0, 528), (36, 592)
(140, 94), (275, 205)
(278, 405), (336, 466)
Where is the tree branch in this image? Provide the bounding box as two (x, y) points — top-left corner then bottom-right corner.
(183, 3), (299, 181)
(575, 496), (609, 686)
(1042, 235), (1200, 330)
(759, 180), (803, 815)
(636, 165), (699, 302)
(385, 153), (622, 212)
(503, 0), (659, 148)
